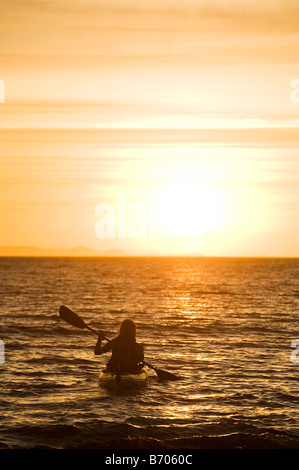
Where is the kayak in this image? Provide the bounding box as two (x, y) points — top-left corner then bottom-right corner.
(99, 369), (148, 387)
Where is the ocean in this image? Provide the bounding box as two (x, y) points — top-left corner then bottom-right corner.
(1, 256), (299, 450)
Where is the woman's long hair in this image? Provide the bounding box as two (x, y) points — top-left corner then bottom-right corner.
(117, 318), (136, 342)
(109, 318), (139, 374)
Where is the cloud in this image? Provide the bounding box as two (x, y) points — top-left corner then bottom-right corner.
(82, 0), (299, 16)
(3, 0), (299, 15)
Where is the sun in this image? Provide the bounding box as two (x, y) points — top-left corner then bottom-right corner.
(152, 182), (226, 240)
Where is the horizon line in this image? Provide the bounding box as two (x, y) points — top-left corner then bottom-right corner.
(0, 246), (298, 260)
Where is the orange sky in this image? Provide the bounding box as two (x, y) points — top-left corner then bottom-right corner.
(0, 0), (299, 256)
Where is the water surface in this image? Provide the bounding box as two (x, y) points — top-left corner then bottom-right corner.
(1, 256), (299, 449)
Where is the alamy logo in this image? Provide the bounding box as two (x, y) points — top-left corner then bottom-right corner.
(291, 339), (299, 364)
(0, 340), (4, 363)
(95, 194), (200, 240)
(0, 80), (4, 103)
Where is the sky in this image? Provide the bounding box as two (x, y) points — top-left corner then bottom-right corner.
(0, 0), (299, 256)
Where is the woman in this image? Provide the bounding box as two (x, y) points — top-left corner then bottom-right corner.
(94, 318), (144, 374)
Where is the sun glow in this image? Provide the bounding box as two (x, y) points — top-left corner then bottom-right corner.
(153, 182), (226, 240)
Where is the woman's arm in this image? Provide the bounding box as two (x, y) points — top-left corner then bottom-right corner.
(136, 343), (144, 362)
(94, 336), (114, 355)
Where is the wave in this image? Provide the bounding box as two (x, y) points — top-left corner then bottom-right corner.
(217, 392), (257, 402)
(2, 425), (299, 449)
(275, 392), (299, 403)
(27, 356), (94, 365)
(191, 290), (236, 297)
(159, 430), (299, 450)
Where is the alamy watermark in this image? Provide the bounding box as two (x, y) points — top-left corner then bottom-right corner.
(291, 339), (299, 364)
(0, 79), (4, 103)
(0, 340), (4, 363)
(290, 79), (299, 104)
(95, 194), (202, 242)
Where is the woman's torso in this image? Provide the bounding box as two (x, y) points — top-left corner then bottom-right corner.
(106, 337), (144, 373)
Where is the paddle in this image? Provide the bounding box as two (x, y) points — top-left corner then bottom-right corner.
(142, 361), (179, 381)
(59, 305), (180, 381)
(59, 305), (108, 338)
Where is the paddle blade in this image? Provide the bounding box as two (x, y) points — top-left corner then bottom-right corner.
(59, 305), (87, 330)
(155, 368), (180, 382)
(143, 361), (180, 381)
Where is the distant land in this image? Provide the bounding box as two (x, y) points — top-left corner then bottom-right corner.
(0, 245), (205, 257)
(0, 246), (128, 257)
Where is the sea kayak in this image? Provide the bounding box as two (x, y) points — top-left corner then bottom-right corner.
(99, 369), (148, 387)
